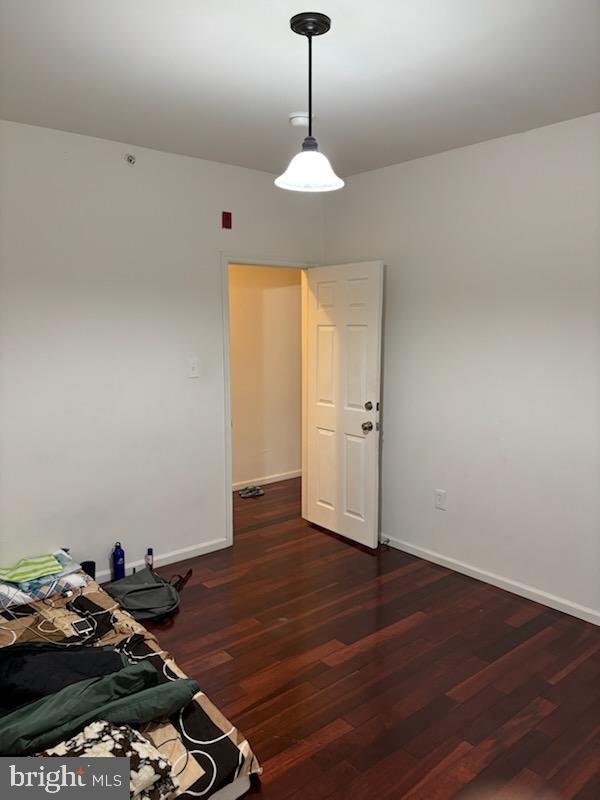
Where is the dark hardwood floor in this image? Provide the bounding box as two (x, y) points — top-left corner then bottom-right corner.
(149, 478), (600, 799)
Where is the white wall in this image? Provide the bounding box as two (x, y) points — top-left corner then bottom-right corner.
(229, 265), (302, 488)
(0, 121), (322, 578)
(324, 114), (600, 624)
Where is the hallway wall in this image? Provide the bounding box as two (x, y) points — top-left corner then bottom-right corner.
(229, 265), (302, 488)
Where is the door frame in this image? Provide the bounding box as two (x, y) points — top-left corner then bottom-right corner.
(220, 252), (314, 546)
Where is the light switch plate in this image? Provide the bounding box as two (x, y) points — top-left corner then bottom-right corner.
(434, 489), (447, 511)
(188, 357), (200, 378)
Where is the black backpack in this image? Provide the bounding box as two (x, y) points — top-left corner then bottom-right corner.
(104, 567), (191, 622)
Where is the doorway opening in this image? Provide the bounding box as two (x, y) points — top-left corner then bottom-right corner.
(227, 263), (305, 537)
(223, 257), (384, 549)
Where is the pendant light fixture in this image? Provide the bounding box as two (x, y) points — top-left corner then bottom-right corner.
(275, 12), (344, 193)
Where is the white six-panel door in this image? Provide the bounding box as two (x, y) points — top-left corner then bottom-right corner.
(303, 262), (384, 548)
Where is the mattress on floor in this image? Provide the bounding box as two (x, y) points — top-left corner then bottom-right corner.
(0, 577), (261, 798)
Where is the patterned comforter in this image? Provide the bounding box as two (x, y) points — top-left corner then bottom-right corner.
(0, 576), (261, 797)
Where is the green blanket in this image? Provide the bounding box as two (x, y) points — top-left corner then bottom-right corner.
(0, 661), (198, 755)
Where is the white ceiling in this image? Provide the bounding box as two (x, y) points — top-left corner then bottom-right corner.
(1, 1), (598, 176)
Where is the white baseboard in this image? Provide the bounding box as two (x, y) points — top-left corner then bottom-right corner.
(385, 535), (600, 627)
(96, 538), (228, 583)
(232, 469), (301, 491)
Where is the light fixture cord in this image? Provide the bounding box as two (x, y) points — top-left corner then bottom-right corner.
(308, 34), (313, 138)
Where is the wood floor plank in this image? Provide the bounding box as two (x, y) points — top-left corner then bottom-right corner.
(261, 719), (353, 784)
(147, 477), (600, 799)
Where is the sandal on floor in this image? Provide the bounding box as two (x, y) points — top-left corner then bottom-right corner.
(239, 486), (265, 498)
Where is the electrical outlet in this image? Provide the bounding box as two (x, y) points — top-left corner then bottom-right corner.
(434, 489), (447, 511)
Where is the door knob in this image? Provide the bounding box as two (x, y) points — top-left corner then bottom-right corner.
(364, 401), (373, 410)
(362, 421), (374, 433)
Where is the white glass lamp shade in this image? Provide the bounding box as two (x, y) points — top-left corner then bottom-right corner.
(275, 149), (344, 192)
